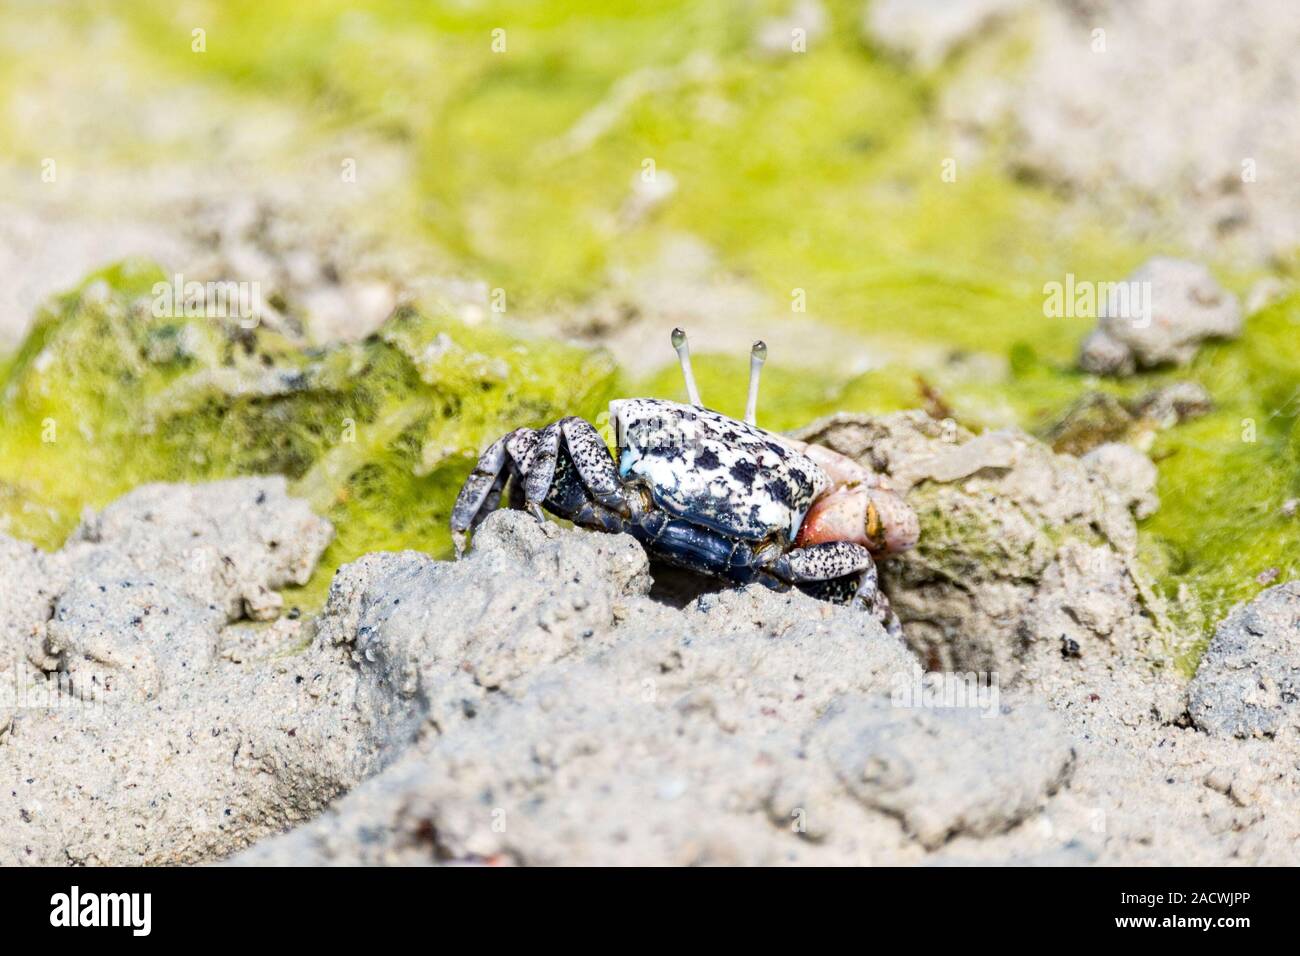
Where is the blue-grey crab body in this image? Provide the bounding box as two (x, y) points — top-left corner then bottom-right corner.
(450, 333), (920, 634)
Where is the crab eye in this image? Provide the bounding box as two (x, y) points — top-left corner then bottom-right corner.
(864, 501), (882, 546)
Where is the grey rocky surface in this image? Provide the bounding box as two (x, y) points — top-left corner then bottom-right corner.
(1189, 583), (1300, 739)
(234, 507), (1300, 866)
(237, 510), (1082, 865)
(0, 477), (372, 865)
(792, 411), (1164, 691)
(815, 697), (1073, 850)
(4, 476), (1300, 865)
(1078, 258), (1241, 376)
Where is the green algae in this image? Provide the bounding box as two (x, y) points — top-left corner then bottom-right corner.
(1135, 297), (1300, 661)
(0, 263), (620, 610)
(114, 0), (1161, 364)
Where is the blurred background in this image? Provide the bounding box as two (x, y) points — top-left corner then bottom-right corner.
(1, 0), (1296, 643)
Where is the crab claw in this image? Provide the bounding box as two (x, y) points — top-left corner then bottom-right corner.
(795, 485), (919, 556)
(452, 530), (468, 560)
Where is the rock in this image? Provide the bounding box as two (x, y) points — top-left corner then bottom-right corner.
(974, 0), (1300, 262)
(4, 457), (1296, 870)
(0, 536), (63, 677)
(1189, 582), (1300, 739)
(1079, 258), (1241, 375)
(44, 569), (223, 704)
(864, 0), (1029, 69)
(1082, 443), (1159, 520)
(1128, 381), (1214, 429)
(236, 511), (1087, 865)
(314, 513), (658, 746)
(0, 478), (362, 865)
(1043, 382), (1214, 456)
(25, 477), (335, 704)
(1044, 392), (1135, 456)
(66, 477), (333, 621)
(11, 475), (1300, 867)
(817, 697), (1074, 849)
(1078, 330), (1137, 378)
(1040, 382), (1211, 455)
(793, 412), (1162, 679)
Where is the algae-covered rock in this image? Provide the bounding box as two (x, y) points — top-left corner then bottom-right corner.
(0, 261), (620, 604)
(1042, 392), (1135, 457)
(1043, 382), (1214, 457)
(793, 411), (1165, 678)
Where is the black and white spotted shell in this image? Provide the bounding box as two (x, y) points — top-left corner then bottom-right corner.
(612, 398), (829, 542)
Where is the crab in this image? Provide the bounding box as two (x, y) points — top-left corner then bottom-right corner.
(450, 329), (919, 634)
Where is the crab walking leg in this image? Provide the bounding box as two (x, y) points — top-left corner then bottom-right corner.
(671, 327), (703, 406)
(768, 541), (902, 636)
(450, 434), (512, 557)
(769, 540), (873, 583)
(853, 564), (903, 639)
(523, 421), (563, 521)
(744, 340), (767, 426)
(504, 427), (540, 474)
(559, 417), (628, 514)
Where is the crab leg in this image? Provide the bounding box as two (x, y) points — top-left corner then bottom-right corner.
(504, 427), (540, 474)
(450, 434), (512, 556)
(769, 540), (873, 583)
(560, 417), (628, 514)
(523, 422), (563, 521)
(767, 541), (902, 636)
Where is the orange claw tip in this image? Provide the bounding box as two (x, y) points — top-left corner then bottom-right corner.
(870, 486), (920, 554)
(796, 486), (919, 556)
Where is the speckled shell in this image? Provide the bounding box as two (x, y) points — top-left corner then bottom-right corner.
(612, 398), (829, 542)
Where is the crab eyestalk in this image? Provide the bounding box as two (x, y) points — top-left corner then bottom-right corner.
(671, 327), (702, 407)
(745, 340), (767, 426)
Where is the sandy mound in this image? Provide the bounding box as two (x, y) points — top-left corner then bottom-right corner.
(4, 458), (1299, 865)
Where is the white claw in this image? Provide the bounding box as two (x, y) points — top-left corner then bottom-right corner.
(745, 340), (767, 426)
(528, 503), (546, 523)
(452, 531), (468, 560)
(671, 327), (703, 406)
